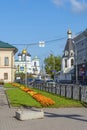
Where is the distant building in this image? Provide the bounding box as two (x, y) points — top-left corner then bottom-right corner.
(15, 49), (40, 75)
(73, 28), (87, 84)
(0, 41), (18, 82)
(55, 28), (87, 84)
(54, 29), (74, 83)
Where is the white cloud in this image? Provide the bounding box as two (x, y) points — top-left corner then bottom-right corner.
(70, 0), (87, 13)
(51, 0), (66, 6)
(52, 0), (87, 13)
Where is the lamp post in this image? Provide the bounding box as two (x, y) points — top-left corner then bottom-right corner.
(39, 41), (45, 79)
(24, 49), (28, 87)
(50, 50), (55, 79)
(73, 41), (78, 84)
(75, 47), (78, 84)
(24, 41), (45, 86)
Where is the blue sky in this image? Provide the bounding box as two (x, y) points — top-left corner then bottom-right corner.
(0, 0), (87, 63)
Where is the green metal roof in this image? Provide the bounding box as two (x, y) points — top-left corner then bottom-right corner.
(32, 56), (39, 60)
(0, 40), (18, 52)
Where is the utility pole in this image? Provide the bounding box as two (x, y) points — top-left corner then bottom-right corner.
(73, 41), (78, 84)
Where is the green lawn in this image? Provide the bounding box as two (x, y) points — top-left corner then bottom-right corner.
(5, 83), (85, 108)
(6, 88), (42, 107)
(4, 83), (15, 88)
(32, 88), (84, 108)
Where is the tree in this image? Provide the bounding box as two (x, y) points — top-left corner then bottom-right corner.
(44, 54), (61, 78)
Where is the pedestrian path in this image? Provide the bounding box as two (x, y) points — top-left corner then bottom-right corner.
(0, 85), (9, 109)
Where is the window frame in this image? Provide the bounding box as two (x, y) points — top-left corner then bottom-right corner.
(65, 59), (67, 68)
(4, 73), (8, 80)
(4, 57), (9, 66)
(71, 59), (74, 66)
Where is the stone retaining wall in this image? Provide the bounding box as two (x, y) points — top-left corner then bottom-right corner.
(31, 83), (87, 102)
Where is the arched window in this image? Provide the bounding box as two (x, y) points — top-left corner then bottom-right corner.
(65, 51), (68, 56)
(65, 59), (67, 68)
(70, 50), (74, 56)
(71, 59), (74, 66)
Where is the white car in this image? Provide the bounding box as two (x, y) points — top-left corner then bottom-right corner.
(46, 80), (56, 87)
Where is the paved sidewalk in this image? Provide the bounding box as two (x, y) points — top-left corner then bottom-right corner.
(0, 85), (87, 130)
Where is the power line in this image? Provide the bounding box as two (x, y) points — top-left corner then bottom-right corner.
(12, 30), (83, 46)
(12, 36), (67, 46)
(45, 36), (66, 43)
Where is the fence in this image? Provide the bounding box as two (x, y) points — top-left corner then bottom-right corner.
(31, 82), (87, 103)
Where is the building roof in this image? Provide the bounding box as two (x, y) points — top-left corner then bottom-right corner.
(18, 53), (22, 56)
(64, 29), (74, 53)
(26, 53), (31, 56)
(64, 39), (74, 51)
(73, 28), (87, 42)
(62, 37), (74, 58)
(0, 40), (18, 53)
(32, 56), (39, 60)
(18, 52), (31, 56)
(21, 49), (31, 56)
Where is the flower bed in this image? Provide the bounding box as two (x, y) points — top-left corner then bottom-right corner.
(10, 83), (55, 107)
(32, 93), (55, 107)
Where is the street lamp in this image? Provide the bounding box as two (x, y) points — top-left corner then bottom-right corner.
(73, 41), (78, 84)
(50, 50), (55, 79)
(39, 41), (45, 47)
(24, 49), (28, 87)
(24, 41), (45, 86)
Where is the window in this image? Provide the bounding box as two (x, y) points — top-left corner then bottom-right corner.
(4, 57), (9, 66)
(20, 66), (24, 71)
(65, 51), (68, 56)
(70, 50), (74, 56)
(22, 55), (26, 61)
(71, 59), (74, 66)
(34, 62), (36, 67)
(4, 73), (8, 80)
(65, 59), (67, 68)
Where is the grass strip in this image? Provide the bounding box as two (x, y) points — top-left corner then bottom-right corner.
(5, 84), (84, 108)
(32, 88), (84, 108)
(6, 88), (42, 107)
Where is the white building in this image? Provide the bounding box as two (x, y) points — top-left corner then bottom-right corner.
(15, 49), (40, 75)
(54, 29), (74, 83)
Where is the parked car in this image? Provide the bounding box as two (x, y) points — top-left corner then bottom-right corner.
(34, 79), (44, 83)
(27, 78), (34, 85)
(46, 79), (56, 87)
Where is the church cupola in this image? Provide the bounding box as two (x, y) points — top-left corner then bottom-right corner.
(63, 29), (74, 58)
(22, 49), (27, 54)
(21, 49), (31, 61)
(67, 29), (72, 39)
(62, 29), (74, 72)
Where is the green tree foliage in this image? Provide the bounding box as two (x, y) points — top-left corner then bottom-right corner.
(44, 54), (61, 78)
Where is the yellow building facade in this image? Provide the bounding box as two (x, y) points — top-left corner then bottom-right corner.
(0, 41), (18, 83)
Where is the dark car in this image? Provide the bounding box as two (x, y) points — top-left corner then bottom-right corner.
(27, 78), (34, 85)
(34, 79), (44, 83)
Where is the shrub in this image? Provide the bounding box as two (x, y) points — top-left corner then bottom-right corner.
(0, 79), (4, 85)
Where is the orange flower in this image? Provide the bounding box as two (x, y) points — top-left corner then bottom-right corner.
(9, 82), (55, 107)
